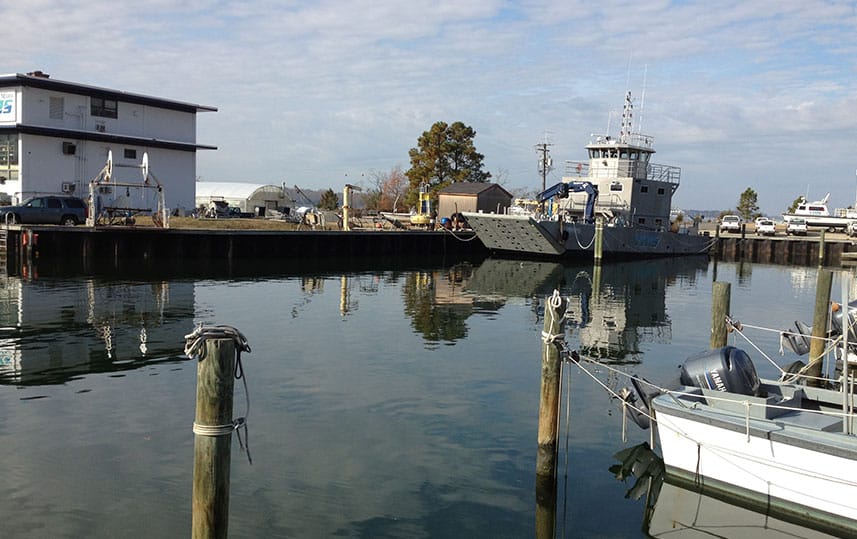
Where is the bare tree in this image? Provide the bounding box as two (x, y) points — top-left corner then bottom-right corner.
(365, 166), (408, 212)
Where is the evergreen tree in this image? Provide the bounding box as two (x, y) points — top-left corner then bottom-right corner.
(736, 188), (759, 220)
(787, 196), (803, 214)
(405, 121), (490, 207)
(318, 188), (339, 210)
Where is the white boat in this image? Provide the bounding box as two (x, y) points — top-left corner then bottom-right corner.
(613, 288), (857, 530)
(463, 91), (714, 259)
(782, 193), (857, 231)
(612, 443), (849, 538)
(650, 347), (857, 526)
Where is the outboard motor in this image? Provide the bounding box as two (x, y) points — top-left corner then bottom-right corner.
(680, 346), (760, 397)
(619, 378), (664, 430)
(830, 299), (857, 344)
(619, 346), (760, 431)
(781, 320), (812, 356)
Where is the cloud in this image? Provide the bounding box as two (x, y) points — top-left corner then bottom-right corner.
(5, 0), (857, 212)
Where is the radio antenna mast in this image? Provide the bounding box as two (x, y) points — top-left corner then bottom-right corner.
(638, 64), (648, 134)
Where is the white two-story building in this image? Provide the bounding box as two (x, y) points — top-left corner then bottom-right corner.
(0, 71), (216, 210)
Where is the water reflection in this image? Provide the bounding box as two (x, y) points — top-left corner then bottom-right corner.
(0, 275), (194, 385)
(462, 256), (709, 361)
(0, 255), (711, 384)
(611, 443), (850, 538)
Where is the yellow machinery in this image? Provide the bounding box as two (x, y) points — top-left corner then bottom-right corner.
(410, 184), (433, 227)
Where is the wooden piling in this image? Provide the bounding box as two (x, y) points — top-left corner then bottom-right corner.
(711, 281), (731, 349)
(807, 269), (833, 386)
(818, 229), (826, 266)
(536, 293), (567, 478)
(535, 292), (566, 539)
(192, 338), (236, 539)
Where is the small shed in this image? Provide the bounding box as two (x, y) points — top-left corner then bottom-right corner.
(195, 182), (290, 215)
(437, 182), (513, 219)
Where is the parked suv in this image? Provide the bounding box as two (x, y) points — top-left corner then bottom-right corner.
(719, 215), (742, 233)
(0, 195), (88, 225)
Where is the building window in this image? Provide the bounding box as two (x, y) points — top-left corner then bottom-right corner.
(640, 185), (649, 193)
(0, 134), (19, 184)
(91, 97), (118, 119)
(124, 148), (137, 159)
(49, 97), (64, 120)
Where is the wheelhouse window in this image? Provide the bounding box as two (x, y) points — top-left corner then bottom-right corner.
(91, 97), (118, 119)
(657, 187), (665, 195)
(640, 185), (649, 193)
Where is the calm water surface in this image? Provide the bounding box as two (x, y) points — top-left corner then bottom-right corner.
(0, 257), (847, 537)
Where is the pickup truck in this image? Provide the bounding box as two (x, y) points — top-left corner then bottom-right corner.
(719, 215), (742, 233)
(755, 219), (776, 236)
(786, 217), (808, 236)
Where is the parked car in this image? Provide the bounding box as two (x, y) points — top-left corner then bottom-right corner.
(755, 219), (776, 236)
(0, 195), (87, 225)
(786, 217), (808, 236)
(719, 215), (742, 233)
(848, 220), (857, 238)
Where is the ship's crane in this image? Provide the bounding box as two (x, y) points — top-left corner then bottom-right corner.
(536, 181), (598, 223)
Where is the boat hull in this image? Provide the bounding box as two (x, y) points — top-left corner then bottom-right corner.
(462, 213), (711, 258)
(653, 388), (857, 524)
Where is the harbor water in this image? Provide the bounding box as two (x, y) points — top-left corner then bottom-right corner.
(0, 256), (845, 537)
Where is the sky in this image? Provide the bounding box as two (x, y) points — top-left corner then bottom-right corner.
(5, 0), (857, 214)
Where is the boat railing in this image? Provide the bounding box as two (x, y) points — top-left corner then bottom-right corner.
(564, 160), (680, 185)
(649, 163), (681, 185)
(558, 192), (628, 214)
(588, 132), (654, 149)
(565, 161), (589, 176)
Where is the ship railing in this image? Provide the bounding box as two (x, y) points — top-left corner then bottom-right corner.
(588, 132), (654, 149)
(564, 161), (589, 176)
(648, 163), (681, 185)
(564, 160), (680, 185)
(558, 193), (628, 214)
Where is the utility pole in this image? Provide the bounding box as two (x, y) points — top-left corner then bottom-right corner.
(535, 135), (553, 193)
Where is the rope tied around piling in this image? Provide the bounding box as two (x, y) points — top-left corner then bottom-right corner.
(185, 324), (253, 464)
(541, 290), (566, 344)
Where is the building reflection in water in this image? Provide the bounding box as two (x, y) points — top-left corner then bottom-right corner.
(0, 274), (195, 385)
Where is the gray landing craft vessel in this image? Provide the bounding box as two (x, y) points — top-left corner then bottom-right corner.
(464, 92), (714, 259)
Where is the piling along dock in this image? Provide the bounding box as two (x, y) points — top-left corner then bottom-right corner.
(715, 229), (857, 266)
(0, 222), (488, 274)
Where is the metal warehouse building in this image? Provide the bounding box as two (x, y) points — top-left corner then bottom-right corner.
(195, 182), (290, 215)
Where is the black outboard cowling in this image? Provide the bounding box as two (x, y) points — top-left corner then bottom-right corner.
(831, 299), (857, 343)
(679, 346), (760, 397)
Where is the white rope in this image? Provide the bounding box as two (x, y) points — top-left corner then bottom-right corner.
(184, 324), (253, 464)
(541, 290), (565, 344)
(570, 221), (596, 250)
(728, 318), (843, 384)
(573, 351), (857, 428)
(439, 227), (481, 242)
